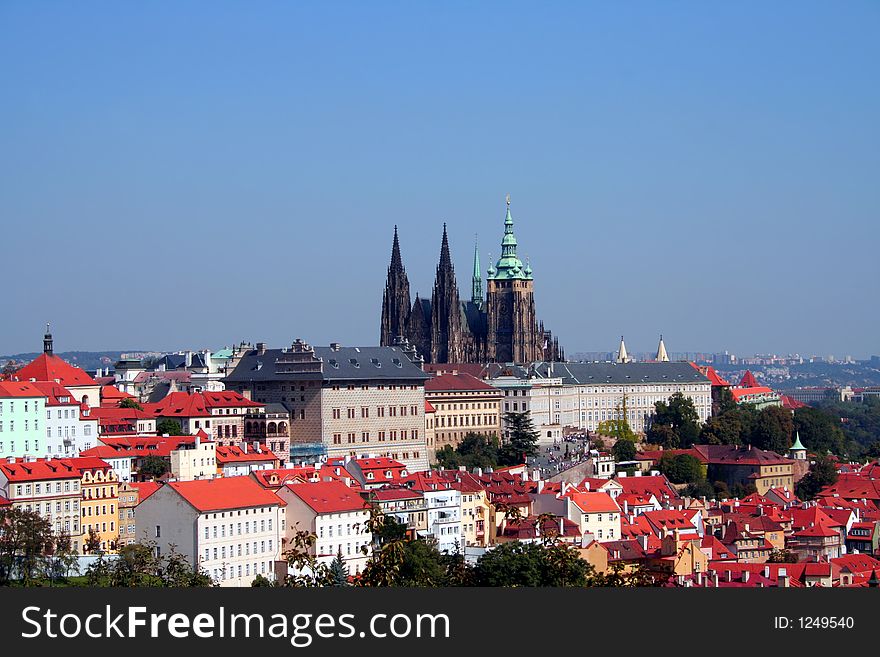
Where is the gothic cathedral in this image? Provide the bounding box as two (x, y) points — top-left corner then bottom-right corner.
(380, 198), (564, 365)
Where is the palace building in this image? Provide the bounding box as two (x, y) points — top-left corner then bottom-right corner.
(380, 197), (564, 365)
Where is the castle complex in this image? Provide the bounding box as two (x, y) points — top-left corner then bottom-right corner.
(380, 198), (564, 364)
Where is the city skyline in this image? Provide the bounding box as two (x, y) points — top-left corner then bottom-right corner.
(1, 2), (878, 357)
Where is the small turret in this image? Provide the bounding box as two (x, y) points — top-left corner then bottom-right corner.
(656, 334), (669, 362)
(43, 323), (53, 356)
(617, 336), (630, 363)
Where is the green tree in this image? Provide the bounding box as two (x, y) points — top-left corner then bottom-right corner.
(647, 393), (701, 448)
(498, 411), (539, 466)
(138, 455), (170, 481)
(83, 527), (102, 555)
(682, 479), (715, 499)
(119, 397), (144, 410)
(612, 438), (637, 462)
(658, 453), (704, 484)
(699, 407), (753, 445)
(156, 419), (185, 436)
(251, 574), (275, 587)
(748, 406), (793, 453)
(0, 507), (54, 585)
(793, 407), (848, 456)
(281, 524), (333, 587)
(796, 455), (839, 501)
(767, 548), (799, 563)
(328, 550), (350, 586)
(435, 433), (500, 470)
(473, 541), (591, 587)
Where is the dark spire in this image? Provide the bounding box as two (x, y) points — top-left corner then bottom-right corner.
(43, 323), (53, 356)
(390, 224), (404, 273)
(380, 226), (411, 347)
(439, 222), (452, 271)
(431, 223), (464, 363)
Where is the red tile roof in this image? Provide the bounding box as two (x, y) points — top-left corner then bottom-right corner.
(14, 353), (98, 387)
(616, 474), (680, 501)
(167, 476), (284, 512)
(739, 370), (760, 388)
(216, 445), (276, 464)
(143, 391), (262, 418)
(501, 515), (580, 540)
(131, 481), (161, 502)
(565, 490), (620, 514)
(0, 381), (45, 398)
(284, 480), (368, 514)
(424, 372), (498, 393)
(0, 459), (81, 482)
(693, 444), (791, 466)
(30, 381), (78, 405)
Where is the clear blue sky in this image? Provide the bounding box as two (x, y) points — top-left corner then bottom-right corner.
(1, 1), (878, 358)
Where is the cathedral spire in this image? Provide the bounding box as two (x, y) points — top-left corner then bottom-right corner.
(380, 226), (411, 347)
(617, 335), (630, 363)
(472, 234), (483, 309)
(390, 224), (403, 273)
(439, 222), (452, 271)
(656, 334), (669, 362)
(431, 223), (464, 363)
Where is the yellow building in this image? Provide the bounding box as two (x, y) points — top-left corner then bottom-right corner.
(424, 372), (502, 453)
(69, 457), (120, 554)
(456, 481), (491, 547)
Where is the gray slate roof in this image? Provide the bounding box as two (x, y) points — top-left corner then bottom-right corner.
(530, 361), (710, 386)
(224, 345), (430, 384)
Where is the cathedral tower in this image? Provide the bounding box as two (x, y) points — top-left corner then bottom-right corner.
(380, 226), (412, 347)
(430, 224), (465, 363)
(485, 197), (541, 364)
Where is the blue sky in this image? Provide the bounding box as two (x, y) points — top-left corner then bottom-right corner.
(1, 1), (878, 358)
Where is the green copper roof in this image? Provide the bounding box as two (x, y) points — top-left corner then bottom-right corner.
(489, 200), (531, 281)
(790, 431), (806, 451)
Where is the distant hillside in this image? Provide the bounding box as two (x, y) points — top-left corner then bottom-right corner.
(0, 351), (149, 373)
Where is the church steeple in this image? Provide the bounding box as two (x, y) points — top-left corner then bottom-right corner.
(471, 235), (483, 309)
(380, 225), (412, 347)
(431, 223), (464, 363)
(490, 195), (530, 281)
(656, 334), (669, 362)
(43, 323), (53, 356)
(617, 335), (630, 363)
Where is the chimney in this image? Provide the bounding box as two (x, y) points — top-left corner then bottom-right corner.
(185, 351), (193, 368)
(778, 568), (789, 588)
(330, 342), (341, 351)
(256, 342), (266, 355)
(537, 480), (545, 494)
(638, 534), (649, 551)
(623, 500), (629, 515)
